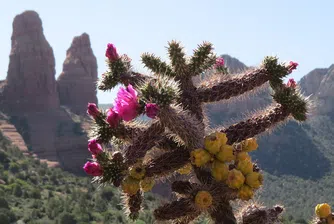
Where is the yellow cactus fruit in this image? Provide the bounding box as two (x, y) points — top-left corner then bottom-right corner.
(226, 169), (245, 189)
(140, 178), (155, 192)
(204, 133), (222, 154)
(238, 185), (254, 201)
(236, 152), (251, 161)
(242, 138), (258, 152)
(211, 160), (229, 181)
(236, 159), (253, 175)
(315, 203), (332, 218)
(121, 176), (140, 196)
(245, 172), (263, 189)
(216, 132), (228, 146)
(177, 163), (192, 175)
(195, 191), (213, 209)
(191, 148), (212, 167)
(129, 163), (146, 180)
(216, 145), (236, 162)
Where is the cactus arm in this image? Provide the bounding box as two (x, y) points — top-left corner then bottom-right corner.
(221, 103), (289, 144)
(197, 56), (291, 103)
(188, 41), (216, 76)
(222, 85), (308, 144)
(144, 148), (190, 178)
(124, 191), (143, 221)
(197, 68), (269, 103)
(141, 53), (175, 77)
(167, 40), (188, 76)
(89, 114), (147, 144)
(158, 104), (204, 148)
(124, 121), (164, 166)
(154, 198), (197, 221)
(210, 202), (237, 224)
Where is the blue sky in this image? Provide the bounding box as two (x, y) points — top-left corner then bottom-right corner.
(1, 0), (333, 104)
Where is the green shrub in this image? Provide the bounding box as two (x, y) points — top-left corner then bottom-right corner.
(9, 162), (19, 173)
(59, 212), (77, 224)
(12, 184), (23, 197)
(0, 208), (16, 224)
(0, 197), (9, 209)
(100, 186), (114, 201)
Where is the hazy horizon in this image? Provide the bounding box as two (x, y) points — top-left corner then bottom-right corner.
(1, 0), (334, 104)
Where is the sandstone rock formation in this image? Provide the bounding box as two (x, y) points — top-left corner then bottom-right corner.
(0, 11), (91, 174)
(0, 10), (59, 114)
(57, 33), (98, 114)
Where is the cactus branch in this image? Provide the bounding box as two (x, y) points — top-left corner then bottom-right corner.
(210, 202), (237, 224)
(188, 42), (216, 76)
(154, 198), (197, 221)
(158, 104), (204, 148)
(145, 148), (190, 177)
(221, 104), (290, 144)
(167, 40), (188, 76)
(124, 121), (165, 166)
(141, 53), (175, 77)
(197, 68), (269, 103)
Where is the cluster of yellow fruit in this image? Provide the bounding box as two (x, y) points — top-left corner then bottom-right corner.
(190, 132), (263, 201)
(121, 161), (155, 196)
(315, 203), (333, 223)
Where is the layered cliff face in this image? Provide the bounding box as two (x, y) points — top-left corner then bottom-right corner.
(0, 11), (92, 174)
(0, 10), (59, 114)
(57, 33), (98, 114)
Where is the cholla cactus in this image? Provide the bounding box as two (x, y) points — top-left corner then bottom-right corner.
(84, 41), (308, 223)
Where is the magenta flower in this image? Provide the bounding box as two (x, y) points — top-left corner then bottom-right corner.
(288, 61), (298, 73)
(83, 162), (103, 176)
(145, 103), (159, 119)
(106, 108), (121, 127)
(113, 84), (139, 121)
(215, 57), (225, 68)
(88, 139), (103, 155)
(87, 103), (100, 118)
(286, 78), (297, 88)
(105, 43), (119, 61)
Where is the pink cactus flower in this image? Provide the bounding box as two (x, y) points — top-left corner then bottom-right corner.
(113, 84), (139, 121)
(145, 103), (159, 119)
(106, 108), (121, 127)
(83, 162), (103, 176)
(105, 43), (119, 61)
(286, 78), (297, 88)
(87, 103), (100, 118)
(215, 57), (225, 68)
(288, 61), (298, 73)
(88, 139), (103, 155)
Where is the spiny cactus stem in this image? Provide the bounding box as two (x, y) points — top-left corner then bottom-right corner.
(154, 198), (197, 221)
(210, 202), (237, 224)
(124, 121), (164, 166)
(197, 68), (269, 103)
(171, 181), (199, 195)
(145, 147), (190, 177)
(178, 77), (204, 121)
(221, 104), (290, 144)
(119, 71), (149, 88)
(158, 104), (204, 149)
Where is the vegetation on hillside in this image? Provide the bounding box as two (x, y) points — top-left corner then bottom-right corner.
(0, 131), (161, 224)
